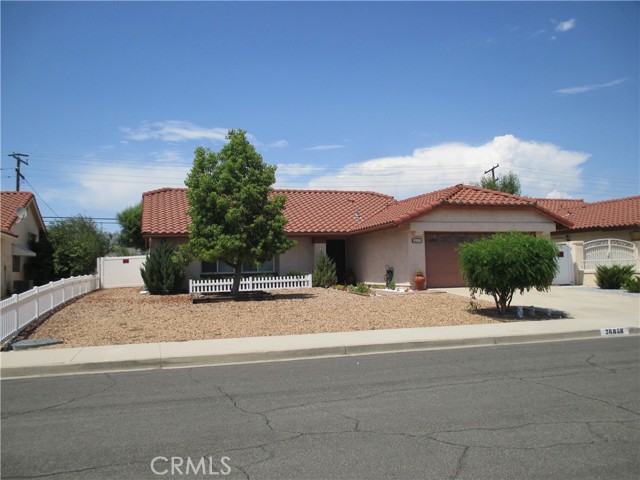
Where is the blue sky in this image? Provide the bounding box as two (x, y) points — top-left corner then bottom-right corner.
(2, 1), (638, 232)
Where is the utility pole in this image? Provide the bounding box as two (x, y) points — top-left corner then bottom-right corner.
(9, 152), (29, 191)
(484, 163), (499, 182)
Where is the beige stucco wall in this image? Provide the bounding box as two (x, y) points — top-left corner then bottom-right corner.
(278, 237), (314, 274)
(347, 225), (413, 287)
(1, 202), (42, 297)
(410, 208), (557, 235)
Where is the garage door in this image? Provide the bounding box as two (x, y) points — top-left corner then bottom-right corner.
(424, 233), (492, 288)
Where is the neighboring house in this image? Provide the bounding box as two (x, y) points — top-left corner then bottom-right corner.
(142, 185), (571, 288)
(535, 196), (640, 285)
(1, 191), (47, 297)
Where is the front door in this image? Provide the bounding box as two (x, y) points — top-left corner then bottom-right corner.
(326, 239), (347, 284)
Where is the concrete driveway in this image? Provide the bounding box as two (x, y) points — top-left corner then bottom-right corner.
(435, 286), (640, 325)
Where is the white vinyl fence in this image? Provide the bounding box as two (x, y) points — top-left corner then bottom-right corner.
(190, 274), (312, 294)
(0, 275), (99, 343)
(97, 255), (146, 288)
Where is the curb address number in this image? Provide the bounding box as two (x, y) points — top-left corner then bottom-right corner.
(600, 327), (629, 336)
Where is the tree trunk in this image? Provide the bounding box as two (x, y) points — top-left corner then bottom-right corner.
(231, 264), (243, 296)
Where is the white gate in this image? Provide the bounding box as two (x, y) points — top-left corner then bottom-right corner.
(581, 239), (639, 271)
(97, 256), (146, 288)
(553, 243), (574, 285)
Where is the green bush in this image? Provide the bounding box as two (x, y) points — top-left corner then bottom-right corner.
(622, 275), (640, 293)
(312, 251), (337, 287)
(348, 282), (371, 294)
(140, 241), (186, 295)
(595, 264), (635, 290)
(459, 231), (559, 314)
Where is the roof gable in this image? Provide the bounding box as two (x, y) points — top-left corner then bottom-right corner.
(354, 185), (571, 232)
(1, 191), (45, 237)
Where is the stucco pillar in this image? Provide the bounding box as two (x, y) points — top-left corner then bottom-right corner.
(407, 230), (426, 288)
(571, 241), (584, 285)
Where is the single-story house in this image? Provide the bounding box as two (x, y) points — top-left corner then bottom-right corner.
(534, 196), (640, 285)
(142, 184), (572, 288)
(1, 191), (46, 297)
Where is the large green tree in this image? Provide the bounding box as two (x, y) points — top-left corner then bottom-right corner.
(116, 201), (145, 250)
(184, 129), (295, 294)
(47, 216), (111, 277)
(24, 231), (56, 285)
(477, 171), (522, 195)
(459, 231), (558, 314)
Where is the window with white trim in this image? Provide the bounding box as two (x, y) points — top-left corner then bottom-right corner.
(201, 258), (275, 275)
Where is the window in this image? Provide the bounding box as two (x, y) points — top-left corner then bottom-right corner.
(201, 258), (275, 275)
(12, 256), (20, 273)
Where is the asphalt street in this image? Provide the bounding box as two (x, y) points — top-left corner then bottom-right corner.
(2, 337), (639, 480)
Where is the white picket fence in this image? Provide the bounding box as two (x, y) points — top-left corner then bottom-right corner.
(190, 274), (312, 294)
(0, 275), (99, 343)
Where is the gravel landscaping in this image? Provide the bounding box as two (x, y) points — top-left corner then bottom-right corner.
(26, 287), (498, 348)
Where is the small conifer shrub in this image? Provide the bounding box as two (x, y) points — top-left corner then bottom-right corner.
(312, 251), (337, 287)
(140, 241), (186, 295)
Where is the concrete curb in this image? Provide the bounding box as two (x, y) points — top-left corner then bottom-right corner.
(2, 327), (638, 379)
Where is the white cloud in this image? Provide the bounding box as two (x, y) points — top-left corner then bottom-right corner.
(243, 134), (289, 150)
(305, 144), (346, 151)
(555, 19), (576, 33)
(276, 163), (326, 176)
(554, 78), (628, 95)
(546, 190), (573, 199)
(269, 139), (289, 149)
(42, 152), (191, 215)
(274, 163), (327, 190)
(121, 121), (228, 142)
(306, 135), (589, 199)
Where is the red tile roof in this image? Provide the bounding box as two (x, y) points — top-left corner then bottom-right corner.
(141, 188), (395, 236)
(142, 188), (190, 236)
(142, 185), (573, 237)
(276, 189), (394, 234)
(538, 196), (640, 232)
(532, 198), (587, 217)
(1, 191), (39, 237)
(354, 185), (572, 232)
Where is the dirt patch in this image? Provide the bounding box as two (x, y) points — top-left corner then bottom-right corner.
(27, 287), (500, 348)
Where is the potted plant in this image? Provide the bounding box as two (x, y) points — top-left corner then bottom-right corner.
(414, 269), (426, 290)
(346, 267), (356, 286)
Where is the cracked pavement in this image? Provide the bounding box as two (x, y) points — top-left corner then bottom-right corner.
(2, 337), (638, 479)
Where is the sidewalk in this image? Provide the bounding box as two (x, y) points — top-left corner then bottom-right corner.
(1, 287), (638, 379)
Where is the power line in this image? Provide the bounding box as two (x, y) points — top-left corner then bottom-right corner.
(22, 177), (61, 217)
